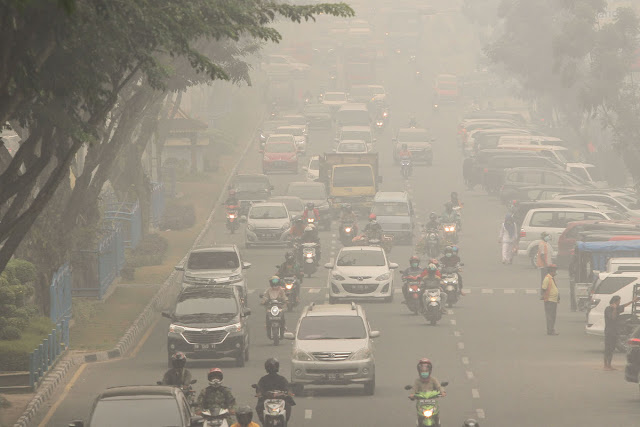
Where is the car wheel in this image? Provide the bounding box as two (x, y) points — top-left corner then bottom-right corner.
(292, 383), (304, 396)
(328, 296), (337, 304)
(364, 376), (375, 395)
(236, 349), (245, 367)
(245, 242), (252, 249)
(167, 354), (173, 369)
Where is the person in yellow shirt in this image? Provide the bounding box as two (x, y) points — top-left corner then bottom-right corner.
(230, 405), (260, 427)
(541, 264), (559, 336)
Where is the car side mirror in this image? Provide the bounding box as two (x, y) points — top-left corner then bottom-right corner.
(389, 262), (399, 269)
(174, 265), (184, 271)
(441, 381), (449, 387)
(369, 330), (380, 338)
(161, 311), (173, 319)
(404, 385), (412, 391)
(243, 308), (252, 317)
(251, 384), (258, 389)
(190, 416), (204, 426)
(242, 262), (252, 269)
(324, 262), (333, 269)
(284, 332), (295, 340)
(240, 216), (247, 223)
(191, 379), (197, 384)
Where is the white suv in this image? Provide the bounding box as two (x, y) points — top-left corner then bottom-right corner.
(284, 302), (379, 395)
(586, 272), (640, 336)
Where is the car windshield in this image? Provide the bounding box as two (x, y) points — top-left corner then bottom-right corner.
(337, 250), (386, 266)
(309, 159), (319, 171)
(277, 127), (303, 136)
(372, 202), (409, 216)
(175, 294), (238, 317)
(297, 316), (367, 340)
(187, 252), (239, 270)
(341, 130), (371, 142)
(304, 105), (330, 114)
(287, 185), (326, 199)
(324, 93), (346, 101)
(398, 130), (429, 142)
(90, 396), (182, 427)
(439, 82), (457, 90)
(236, 181), (269, 193)
(594, 276), (638, 294)
(338, 142), (367, 152)
(272, 198), (303, 213)
(249, 206), (288, 219)
(265, 143), (295, 153)
(569, 167), (591, 182)
(605, 211), (628, 221)
(332, 166), (374, 187)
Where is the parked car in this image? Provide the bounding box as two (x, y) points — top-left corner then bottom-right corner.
(392, 127), (434, 165)
(325, 246), (398, 303)
(244, 202), (291, 248)
(502, 184), (586, 205)
(499, 167), (590, 202)
(284, 302), (380, 396)
(625, 324), (640, 386)
(553, 192), (640, 218)
(565, 163), (607, 188)
(69, 385), (199, 427)
(162, 285), (251, 367)
(262, 135), (299, 174)
(586, 272), (640, 336)
(482, 156), (563, 194)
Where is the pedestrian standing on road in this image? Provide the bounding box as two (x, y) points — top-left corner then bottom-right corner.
(498, 213), (518, 264)
(541, 264), (559, 336)
(604, 295), (639, 370)
(536, 232), (552, 284)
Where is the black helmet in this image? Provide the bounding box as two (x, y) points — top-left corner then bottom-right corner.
(171, 352), (187, 369)
(265, 357), (280, 374)
(444, 246), (453, 255)
(429, 212), (437, 221)
(236, 405), (254, 425)
(285, 252), (294, 261)
(463, 419), (480, 427)
(445, 201), (453, 210)
(306, 202), (315, 209)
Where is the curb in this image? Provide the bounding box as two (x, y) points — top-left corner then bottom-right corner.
(13, 108), (264, 427)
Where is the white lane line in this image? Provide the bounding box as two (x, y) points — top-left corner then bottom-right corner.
(462, 357), (469, 365)
(457, 342), (465, 350)
(454, 331), (461, 337)
(466, 370), (474, 380)
(248, 289), (257, 294)
(525, 289), (537, 294)
(481, 289), (493, 294)
(476, 409), (486, 419)
(450, 319), (457, 325)
(465, 289), (472, 294)
(332, 234), (337, 238)
(305, 409), (312, 419)
(308, 288), (320, 293)
(504, 289), (515, 294)
(472, 388), (480, 398)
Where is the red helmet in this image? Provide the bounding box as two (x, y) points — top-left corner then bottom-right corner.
(369, 213), (377, 220)
(417, 358), (432, 373)
(208, 368), (223, 381)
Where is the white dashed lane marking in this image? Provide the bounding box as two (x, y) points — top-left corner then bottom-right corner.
(305, 409), (312, 419)
(450, 319), (457, 325)
(504, 289), (515, 294)
(481, 289), (493, 294)
(307, 288), (321, 293)
(477, 409), (486, 419)
(457, 342), (465, 350)
(472, 389), (480, 399)
(462, 357), (469, 365)
(454, 331), (461, 337)
(466, 370), (474, 380)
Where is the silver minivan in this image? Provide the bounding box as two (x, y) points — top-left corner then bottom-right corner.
(518, 207), (623, 264)
(371, 192), (415, 243)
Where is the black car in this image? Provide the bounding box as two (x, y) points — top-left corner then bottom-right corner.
(69, 385), (199, 427)
(162, 286), (251, 368)
(626, 323), (640, 384)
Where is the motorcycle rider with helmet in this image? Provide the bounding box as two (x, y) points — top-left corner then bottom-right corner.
(425, 212), (441, 231)
(225, 189), (239, 209)
(261, 277), (288, 336)
(440, 246), (464, 295)
(162, 352), (193, 387)
(301, 202), (320, 224)
(256, 358), (295, 424)
(196, 368), (236, 422)
(402, 256), (424, 300)
(423, 263), (447, 311)
(301, 224), (321, 265)
(450, 192), (463, 209)
(231, 405), (260, 427)
(277, 252), (303, 282)
(408, 114), (418, 128)
(411, 358), (447, 396)
(339, 203), (359, 235)
(363, 213), (383, 240)
(398, 143), (412, 159)
(440, 202), (460, 225)
(288, 216), (306, 240)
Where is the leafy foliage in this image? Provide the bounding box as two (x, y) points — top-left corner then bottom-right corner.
(0, 259), (37, 340)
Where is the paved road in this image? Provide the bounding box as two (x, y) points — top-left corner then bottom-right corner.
(35, 9), (640, 427)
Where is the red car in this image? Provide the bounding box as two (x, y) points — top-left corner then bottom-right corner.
(262, 135), (299, 174)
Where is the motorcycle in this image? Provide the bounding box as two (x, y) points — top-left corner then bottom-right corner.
(253, 385), (294, 427)
(282, 276), (300, 312)
(301, 242), (318, 277)
(432, 102), (439, 112)
(156, 379), (197, 405)
(442, 223), (458, 245)
(201, 408), (231, 427)
(422, 284), (444, 326)
(403, 276), (423, 315)
(400, 156), (412, 179)
(441, 266), (460, 307)
(263, 299), (285, 346)
(375, 119), (385, 132)
(575, 282), (591, 312)
(339, 221), (357, 246)
(404, 382), (449, 427)
(226, 207), (239, 234)
(415, 69), (422, 81)
(420, 228), (440, 259)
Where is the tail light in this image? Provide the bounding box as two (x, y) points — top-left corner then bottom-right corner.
(500, 185), (504, 193)
(628, 338), (640, 347)
(483, 168), (488, 173)
(520, 229), (526, 238)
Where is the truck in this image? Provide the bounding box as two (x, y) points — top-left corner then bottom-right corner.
(318, 152), (381, 214)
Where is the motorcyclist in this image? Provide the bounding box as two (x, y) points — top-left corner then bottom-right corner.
(231, 405), (260, 427)
(398, 143), (412, 159)
(422, 263), (447, 310)
(411, 358), (446, 396)
(450, 191), (463, 209)
(277, 252), (303, 282)
(225, 189), (239, 209)
(288, 216), (306, 240)
(302, 202), (320, 224)
(339, 204), (359, 235)
(424, 212), (440, 231)
(196, 368), (236, 422)
(440, 246), (465, 295)
(162, 352), (193, 387)
(440, 202), (460, 224)
(409, 114), (418, 128)
(262, 276), (288, 337)
(301, 224), (321, 264)
(401, 256), (424, 300)
(363, 213), (383, 240)
(256, 358), (295, 424)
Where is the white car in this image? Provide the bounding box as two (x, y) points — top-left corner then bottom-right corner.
(304, 156), (320, 182)
(335, 140), (368, 154)
(586, 272), (640, 336)
(321, 91), (349, 111)
(244, 202), (291, 248)
(325, 246), (398, 303)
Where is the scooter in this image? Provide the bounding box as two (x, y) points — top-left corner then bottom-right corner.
(282, 276), (300, 312)
(403, 276), (423, 315)
(201, 408), (231, 427)
(400, 157), (412, 179)
(404, 382), (449, 427)
(302, 242), (318, 277)
(441, 266), (461, 307)
(263, 299), (285, 346)
(423, 229), (440, 258)
(226, 207), (239, 234)
(339, 221), (357, 246)
(422, 285), (444, 326)
(442, 223), (458, 245)
(253, 385), (294, 427)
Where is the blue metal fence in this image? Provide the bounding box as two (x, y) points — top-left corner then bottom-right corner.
(28, 318), (69, 388)
(49, 263), (72, 325)
(104, 201), (142, 249)
(150, 182), (166, 227)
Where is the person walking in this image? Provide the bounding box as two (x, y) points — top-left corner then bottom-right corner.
(536, 232), (553, 284)
(604, 295), (638, 370)
(541, 264), (559, 336)
(498, 213), (518, 264)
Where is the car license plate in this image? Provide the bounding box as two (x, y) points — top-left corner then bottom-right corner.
(194, 344), (215, 350)
(326, 373), (343, 380)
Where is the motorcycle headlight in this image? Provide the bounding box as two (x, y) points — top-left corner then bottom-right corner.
(169, 324), (185, 334)
(285, 283), (294, 290)
(293, 349), (314, 361)
(225, 322), (242, 333)
(332, 272), (346, 281)
(430, 296), (438, 302)
(375, 273), (390, 281)
(305, 252), (314, 258)
(350, 347), (372, 360)
(270, 306), (281, 316)
(344, 227), (352, 233)
(423, 409), (434, 418)
(307, 217), (315, 223)
(247, 223), (255, 231)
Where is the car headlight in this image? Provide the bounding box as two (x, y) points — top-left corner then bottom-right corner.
(247, 223), (255, 231)
(375, 273), (390, 281)
(169, 324), (185, 334)
(225, 322), (242, 333)
(344, 227), (352, 233)
(293, 349), (314, 361)
(350, 347), (372, 360)
(423, 409), (434, 418)
(332, 272), (346, 281)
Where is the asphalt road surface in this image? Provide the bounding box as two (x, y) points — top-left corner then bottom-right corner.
(35, 10), (640, 427)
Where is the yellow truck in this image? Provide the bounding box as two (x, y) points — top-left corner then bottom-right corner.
(318, 152), (381, 214)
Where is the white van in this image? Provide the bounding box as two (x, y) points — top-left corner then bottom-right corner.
(607, 257), (640, 273)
